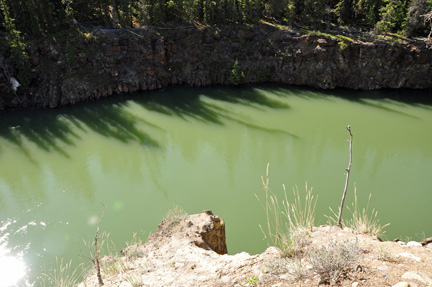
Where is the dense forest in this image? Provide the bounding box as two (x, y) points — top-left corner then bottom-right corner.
(1, 0), (432, 37)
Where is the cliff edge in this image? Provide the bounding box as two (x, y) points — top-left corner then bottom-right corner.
(1, 24), (432, 110)
(79, 211), (432, 287)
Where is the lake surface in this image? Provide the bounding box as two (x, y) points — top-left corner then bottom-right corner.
(1, 85), (431, 286)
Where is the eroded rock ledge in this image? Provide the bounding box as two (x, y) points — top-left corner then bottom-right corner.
(1, 24), (432, 110)
(80, 211), (432, 287)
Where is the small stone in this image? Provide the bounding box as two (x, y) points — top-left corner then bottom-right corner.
(352, 282), (360, 287)
(271, 284), (282, 287)
(377, 265), (391, 271)
(396, 253), (421, 262)
(221, 276), (231, 283)
(402, 271), (432, 285)
(392, 282), (410, 287)
(406, 241), (422, 247)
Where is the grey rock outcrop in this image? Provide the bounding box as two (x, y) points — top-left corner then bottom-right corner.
(1, 24), (432, 110)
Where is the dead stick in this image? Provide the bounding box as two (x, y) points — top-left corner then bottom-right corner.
(95, 204), (107, 286)
(337, 125), (353, 228)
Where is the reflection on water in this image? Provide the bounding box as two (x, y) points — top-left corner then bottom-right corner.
(0, 85), (431, 286)
(0, 220), (29, 287)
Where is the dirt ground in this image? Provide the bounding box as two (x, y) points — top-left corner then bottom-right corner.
(79, 212), (432, 287)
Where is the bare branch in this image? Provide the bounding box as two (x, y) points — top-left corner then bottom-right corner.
(422, 11), (432, 48)
(94, 204), (107, 286)
(337, 125), (353, 228)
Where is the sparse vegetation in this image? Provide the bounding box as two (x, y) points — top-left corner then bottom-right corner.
(308, 239), (363, 283)
(41, 258), (84, 287)
(329, 188), (389, 239)
(123, 232), (146, 259)
(257, 163), (317, 257)
(246, 275), (259, 286)
(286, 258), (308, 281)
(229, 60), (246, 86)
(256, 126), (391, 285)
(165, 205), (188, 223)
(377, 247), (394, 262)
(101, 256), (132, 275)
(122, 274), (144, 287)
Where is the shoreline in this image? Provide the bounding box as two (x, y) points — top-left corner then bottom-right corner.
(1, 23), (432, 111)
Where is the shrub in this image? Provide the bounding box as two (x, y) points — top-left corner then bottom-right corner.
(308, 239), (363, 283)
(165, 205), (187, 223)
(229, 60), (245, 86)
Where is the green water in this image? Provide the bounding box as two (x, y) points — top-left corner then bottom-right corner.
(1, 85), (431, 286)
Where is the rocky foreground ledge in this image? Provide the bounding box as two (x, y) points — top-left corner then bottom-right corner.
(80, 211), (432, 287)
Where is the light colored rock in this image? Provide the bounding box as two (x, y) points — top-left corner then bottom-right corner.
(377, 265), (391, 271)
(221, 276), (231, 283)
(392, 282), (410, 287)
(352, 282), (360, 287)
(343, 227), (354, 233)
(406, 241), (422, 247)
(396, 253), (421, 262)
(402, 271), (432, 285)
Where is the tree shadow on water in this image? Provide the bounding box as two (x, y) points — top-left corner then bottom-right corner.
(0, 84), (299, 161)
(135, 85), (297, 137)
(0, 99), (160, 161)
(321, 88), (432, 118)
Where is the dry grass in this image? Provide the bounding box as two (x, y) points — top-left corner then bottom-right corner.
(41, 258), (84, 287)
(165, 205), (188, 223)
(286, 258), (308, 281)
(376, 247), (395, 262)
(101, 256), (131, 275)
(329, 187), (389, 238)
(308, 239), (363, 283)
(257, 163), (317, 257)
(122, 273), (144, 287)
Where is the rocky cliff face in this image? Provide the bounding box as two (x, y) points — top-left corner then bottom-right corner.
(1, 23), (432, 110)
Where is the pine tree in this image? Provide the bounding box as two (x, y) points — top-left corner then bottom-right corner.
(354, 0), (380, 28)
(404, 0), (432, 35)
(0, 0), (30, 87)
(334, 0), (352, 25)
(375, 0), (404, 33)
(299, 0), (327, 28)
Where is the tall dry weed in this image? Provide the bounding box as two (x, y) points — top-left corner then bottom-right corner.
(257, 163), (317, 257)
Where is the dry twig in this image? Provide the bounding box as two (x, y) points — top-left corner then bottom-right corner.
(337, 125), (353, 228)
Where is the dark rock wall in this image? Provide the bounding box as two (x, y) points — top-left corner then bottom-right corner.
(1, 24), (431, 110)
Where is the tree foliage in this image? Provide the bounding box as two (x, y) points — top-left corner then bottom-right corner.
(0, 0), (431, 40)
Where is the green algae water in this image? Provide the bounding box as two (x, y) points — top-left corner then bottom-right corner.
(1, 85), (432, 286)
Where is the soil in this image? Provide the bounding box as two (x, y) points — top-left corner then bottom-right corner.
(79, 212), (432, 287)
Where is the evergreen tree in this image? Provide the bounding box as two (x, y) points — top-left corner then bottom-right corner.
(334, 0), (352, 25)
(0, 0), (30, 87)
(299, 0), (327, 28)
(354, 0), (380, 28)
(263, 0), (295, 24)
(375, 0), (405, 33)
(404, 0), (432, 35)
